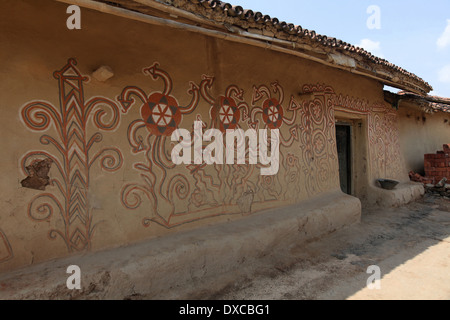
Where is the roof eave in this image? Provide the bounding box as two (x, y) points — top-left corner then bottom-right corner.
(54, 0), (433, 95)
(384, 90), (450, 114)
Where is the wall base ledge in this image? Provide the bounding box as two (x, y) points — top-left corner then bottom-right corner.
(365, 181), (425, 208)
(0, 190), (361, 299)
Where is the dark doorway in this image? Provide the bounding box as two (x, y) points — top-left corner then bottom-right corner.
(336, 124), (352, 195)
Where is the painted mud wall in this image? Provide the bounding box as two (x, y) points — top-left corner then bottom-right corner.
(0, 0), (405, 272)
(397, 102), (450, 174)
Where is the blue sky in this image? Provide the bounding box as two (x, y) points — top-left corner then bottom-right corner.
(231, 0), (450, 97)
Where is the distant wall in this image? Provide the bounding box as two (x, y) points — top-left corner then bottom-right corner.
(397, 101), (450, 174)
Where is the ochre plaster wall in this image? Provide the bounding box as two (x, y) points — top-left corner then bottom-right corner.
(0, 0), (405, 272)
(397, 102), (450, 174)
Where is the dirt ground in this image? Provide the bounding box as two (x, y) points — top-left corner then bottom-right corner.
(0, 192), (448, 300)
(209, 194), (450, 300)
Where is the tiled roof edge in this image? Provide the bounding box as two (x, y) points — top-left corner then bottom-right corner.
(385, 90), (450, 113)
(91, 0), (434, 94)
(164, 0), (433, 94)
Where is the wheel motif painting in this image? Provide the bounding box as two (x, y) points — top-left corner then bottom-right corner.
(213, 96), (240, 132)
(141, 93), (181, 136)
(262, 98), (284, 129)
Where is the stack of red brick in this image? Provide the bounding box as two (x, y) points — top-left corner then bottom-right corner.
(409, 171), (434, 184)
(424, 144), (450, 183)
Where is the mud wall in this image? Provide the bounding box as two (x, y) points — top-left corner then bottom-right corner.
(0, 0), (405, 272)
(397, 102), (450, 174)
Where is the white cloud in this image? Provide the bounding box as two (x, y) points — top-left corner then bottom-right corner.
(438, 64), (450, 83)
(437, 19), (450, 49)
(357, 39), (384, 58)
(430, 91), (442, 97)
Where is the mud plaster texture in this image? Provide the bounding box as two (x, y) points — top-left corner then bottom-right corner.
(20, 158), (53, 191)
(397, 102), (450, 174)
(0, 0), (400, 274)
(0, 0), (443, 282)
(1, 192), (447, 300)
(0, 190), (360, 299)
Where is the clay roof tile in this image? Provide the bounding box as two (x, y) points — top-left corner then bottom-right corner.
(102, 0), (433, 94)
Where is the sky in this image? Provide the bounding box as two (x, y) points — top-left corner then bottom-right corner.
(231, 0), (450, 97)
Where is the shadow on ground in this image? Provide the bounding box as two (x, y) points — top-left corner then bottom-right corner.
(200, 194), (450, 300)
(0, 194), (448, 300)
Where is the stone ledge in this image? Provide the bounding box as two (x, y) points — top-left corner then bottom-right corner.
(0, 190), (361, 299)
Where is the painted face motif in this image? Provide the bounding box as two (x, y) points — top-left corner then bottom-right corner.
(141, 93), (181, 136)
(262, 98), (284, 129)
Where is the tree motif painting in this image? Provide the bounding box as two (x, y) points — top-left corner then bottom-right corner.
(20, 59), (123, 252)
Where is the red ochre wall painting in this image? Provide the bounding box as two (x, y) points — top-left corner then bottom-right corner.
(331, 90), (403, 181)
(16, 59), (403, 254)
(20, 59), (123, 252)
(117, 63), (340, 229)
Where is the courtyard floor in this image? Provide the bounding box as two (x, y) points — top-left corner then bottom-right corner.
(209, 194), (450, 300)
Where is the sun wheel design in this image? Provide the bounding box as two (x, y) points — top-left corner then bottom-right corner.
(268, 105), (279, 123)
(152, 103), (173, 126)
(213, 96), (240, 132)
(262, 98), (283, 129)
(141, 93), (181, 136)
(219, 104), (234, 124)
